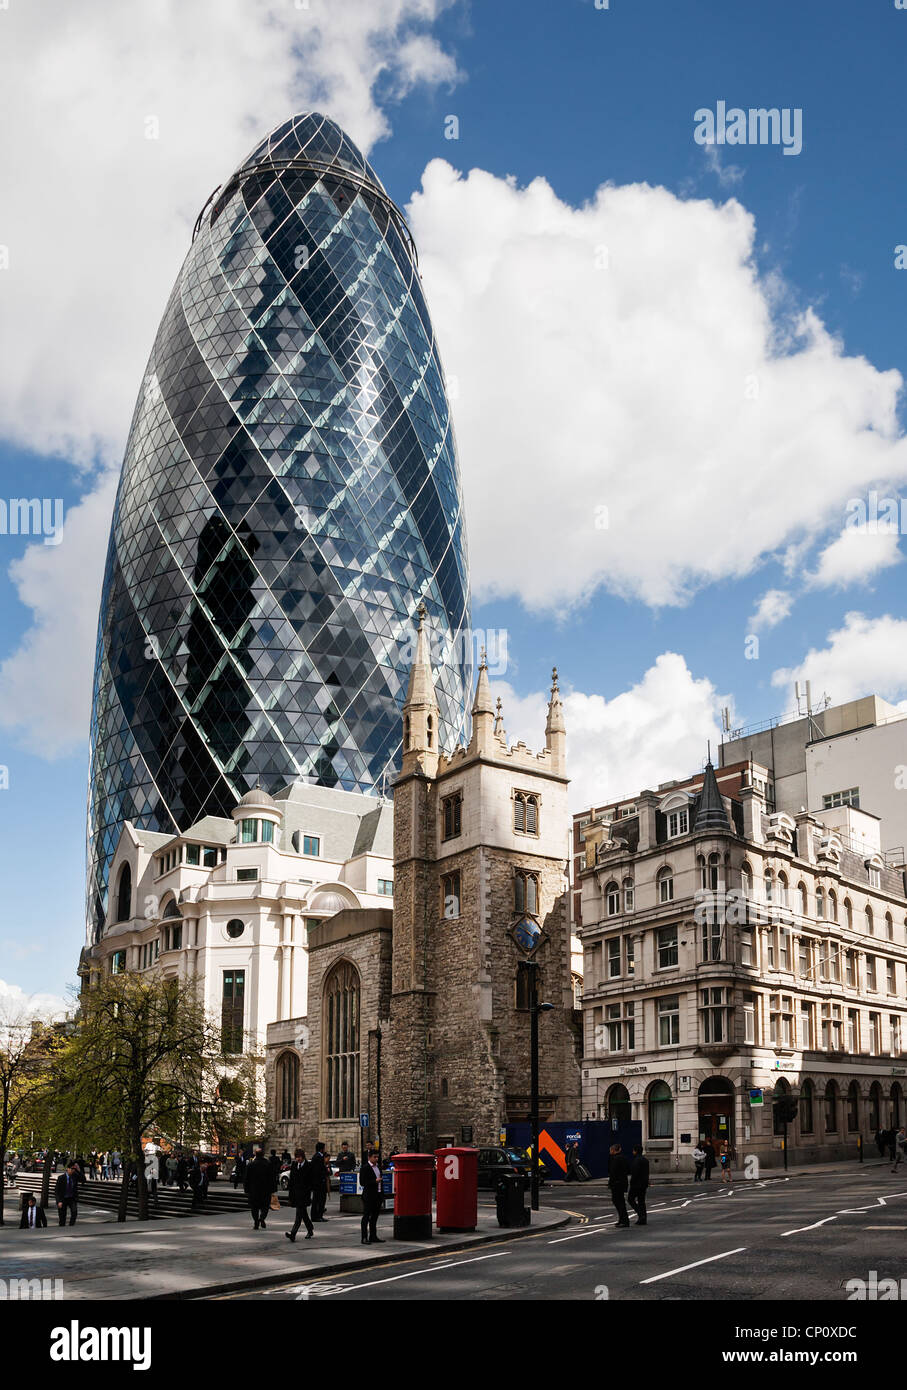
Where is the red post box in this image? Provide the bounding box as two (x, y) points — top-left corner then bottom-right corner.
(434, 1146), (478, 1232)
(392, 1153), (434, 1240)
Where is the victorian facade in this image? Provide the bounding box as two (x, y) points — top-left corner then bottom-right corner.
(577, 753), (907, 1171)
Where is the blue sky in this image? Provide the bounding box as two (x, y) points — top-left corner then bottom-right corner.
(1, 0), (906, 1006)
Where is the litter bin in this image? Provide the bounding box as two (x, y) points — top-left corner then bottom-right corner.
(495, 1173), (530, 1228)
(392, 1153), (434, 1240)
(434, 1146), (478, 1232)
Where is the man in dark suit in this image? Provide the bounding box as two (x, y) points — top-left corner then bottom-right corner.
(336, 1141), (356, 1174)
(607, 1143), (630, 1228)
(54, 1163), (80, 1226)
(309, 1142), (329, 1222)
(628, 1144), (650, 1226)
(243, 1148), (274, 1230)
(285, 1147), (314, 1242)
(20, 1194), (47, 1229)
(359, 1146), (384, 1245)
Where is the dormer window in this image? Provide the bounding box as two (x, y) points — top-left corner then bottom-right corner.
(667, 808), (688, 838)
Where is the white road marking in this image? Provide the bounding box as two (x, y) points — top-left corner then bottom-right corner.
(549, 1223), (617, 1243)
(311, 1250), (509, 1294)
(640, 1247), (748, 1285)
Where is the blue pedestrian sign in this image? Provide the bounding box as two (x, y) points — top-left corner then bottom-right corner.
(359, 1112), (369, 1128)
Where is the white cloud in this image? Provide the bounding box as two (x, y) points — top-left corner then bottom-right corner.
(748, 588), (793, 631)
(492, 652), (726, 812)
(0, 473), (118, 756)
(0, 0), (458, 464)
(410, 161), (907, 611)
(772, 611), (907, 707)
(805, 528), (902, 589)
(0, 978), (70, 1024)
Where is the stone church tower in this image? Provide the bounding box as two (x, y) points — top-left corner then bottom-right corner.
(383, 608), (581, 1151)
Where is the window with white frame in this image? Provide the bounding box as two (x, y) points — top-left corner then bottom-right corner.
(699, 987), (730, 1043)
(743, 993), (756, 1044)
(823, 787), (860, 810)
(658, 867), (674, 903)
(667, 808), (688, 838)
(658, 994), (680, 1046)
(605, 881), (620, 916)
(657, 925), (678, 969)
(604, 1001), (635, 1052)
(607, 937), (621, 979)
(623, 878), (634, 912)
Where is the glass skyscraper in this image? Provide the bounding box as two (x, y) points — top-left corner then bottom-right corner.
(87, 112), (472, 937)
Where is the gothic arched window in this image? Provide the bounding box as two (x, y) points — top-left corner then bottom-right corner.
(277, 1051), (299, 1121)
(323, 961), (360, 1120)
(116, 862), (132, 922)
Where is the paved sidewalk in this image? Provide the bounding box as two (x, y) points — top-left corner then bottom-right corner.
(0, 1199), (568, 1300)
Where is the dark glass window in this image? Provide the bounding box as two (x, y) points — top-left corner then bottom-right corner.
(221, 970), (245, 1054)
(115, 863), (132, 922)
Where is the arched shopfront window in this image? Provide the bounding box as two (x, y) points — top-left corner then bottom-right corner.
(605, 1083), (631, 1127)
(648, 1080), (674, 1139)
(847, 1082), (861, 1132)
(824, 1080), (838, 1134)
(799, 1079), (814, 1133)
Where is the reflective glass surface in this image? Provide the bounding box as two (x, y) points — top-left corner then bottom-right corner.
(87, 112), (471, 937)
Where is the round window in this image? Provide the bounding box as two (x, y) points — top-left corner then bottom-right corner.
(226, 919), (245, 939)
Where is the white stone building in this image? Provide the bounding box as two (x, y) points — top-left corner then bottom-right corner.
(80, 781), (395, 1057)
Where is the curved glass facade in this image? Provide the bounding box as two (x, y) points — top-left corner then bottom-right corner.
(87, 112), (471, 937)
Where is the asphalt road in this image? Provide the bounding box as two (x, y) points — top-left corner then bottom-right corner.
(215, 1166), (907, 1303)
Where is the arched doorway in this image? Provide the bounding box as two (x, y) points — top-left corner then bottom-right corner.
(891, 1082), (903, 1129)
(698, 1076), (735, 1149)
(604, 1083), (631, 1127)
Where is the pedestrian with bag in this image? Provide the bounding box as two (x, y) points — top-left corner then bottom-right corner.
(285, 1147), (314, 1242)
(692, 1144), (706, 1182)
(608, 1143), (631, 1228)
(719, 1140), (733, 1186)
(628, 1144), (650, 1226)
(892, 1126), (906, 1173)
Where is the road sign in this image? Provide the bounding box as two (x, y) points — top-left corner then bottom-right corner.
(359, 1112), (369, 1128)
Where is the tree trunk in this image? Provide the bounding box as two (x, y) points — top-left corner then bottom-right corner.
(117, 1161), (131, 1223)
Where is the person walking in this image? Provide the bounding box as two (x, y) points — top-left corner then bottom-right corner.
(608, 1143), (631, 1228)
(55, 1162), (80, 1226)
(244, 1148), (274, 1230)
(187, 1153), (204, 1209)
(310, 1142), (329, 1222)
(719, 1141), (733, 1186)
(692, 1144), (706, 1182)
(360, 1146), (384, 1245)
(111, 1150), (121, 1180)
(285, 1148), (314, 1242)
(703, 1140), (716, 1181)
(628, 1145), (650, 1226)
(232, 1149), (247, 1189)
(20, 1194), (47, 1229)
(176, 1153), (188, 1192)
(165, 1152), (178, 1187)
(892, 1126), (906, 1173)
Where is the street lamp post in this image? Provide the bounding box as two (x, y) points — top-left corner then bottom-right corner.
(529, 964), (553, 1213)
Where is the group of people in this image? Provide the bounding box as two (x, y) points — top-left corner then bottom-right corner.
(239, 1140), (386, 1246)
(607, 1143), (649, 1227)
(692, 1139), (733, 1183)
(875, 1125), (907, 1170)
